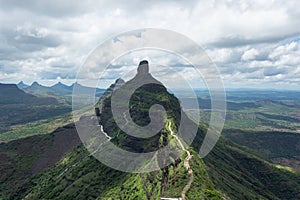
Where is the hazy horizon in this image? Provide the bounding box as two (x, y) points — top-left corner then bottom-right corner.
(2, 79), (300, 92)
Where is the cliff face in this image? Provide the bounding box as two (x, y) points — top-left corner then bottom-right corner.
(97, 61), (177, 152)
(93, 60), (220, 199)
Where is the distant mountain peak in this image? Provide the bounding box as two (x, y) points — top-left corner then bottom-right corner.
(52, 82), (68, 87)
(137, 60), (149, 75)
(115, 78), (125, 84)
(72, 81), (81, 87)
(114, 78), (125, 90)
(0, 83), (37, 104)
(97, 60), (180, 152)
(31, 81), (41, 87)
(17, 81), (29, 89)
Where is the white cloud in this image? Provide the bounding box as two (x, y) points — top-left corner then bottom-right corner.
(242, 48), (259, 61)
(0, 0), (300, 89)
(269, 42), (299, 59)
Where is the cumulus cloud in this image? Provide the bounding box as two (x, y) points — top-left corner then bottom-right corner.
(242, 48), (259, 61)
(0, 0), (299, 89)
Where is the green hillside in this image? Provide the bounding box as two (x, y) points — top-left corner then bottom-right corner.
(0, 65), (223, 199)
(1, 62), (300, 199)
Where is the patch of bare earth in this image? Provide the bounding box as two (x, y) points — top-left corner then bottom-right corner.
(31, 124), (81, 173)
(271, 156), (300, 171)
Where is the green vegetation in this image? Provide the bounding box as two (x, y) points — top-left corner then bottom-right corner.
(1, 78), (300, 199)
(0, 114), (72, 142)
(203, 140), (300, 199)
(188, 99), (300, 132)
(10, 144), (220, 200)
(0, 134), (53, 199)
(224, 129), (300, 159)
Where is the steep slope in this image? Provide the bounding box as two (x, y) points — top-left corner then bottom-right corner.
(197, 133), (300, 199)
(0, 124), (81, 199)
(92, 61), (221, 199)
(5, 61), (222, 199)
(223, 129), (300, 170)
(1, 61), (300, 199)
(95, 61), (300, 199)
(3, 122), (300, 199)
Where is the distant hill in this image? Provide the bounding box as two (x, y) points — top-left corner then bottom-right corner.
(224, 129), (300, 170)
(50, 82), (72, 95)
(0, 83), (71, 133)
(0, 83), (55, 105)
(22, 81), (105, 96)
(24, 81), (54, 95)
(0, 83), (34, 104)
(71, 82), (105, 96)
(16, 81), (29, 89)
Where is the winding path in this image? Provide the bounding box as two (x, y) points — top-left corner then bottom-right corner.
(123, 111), (129, 126)
(167, 121), (194, 200)
(57, 119), (193, 200)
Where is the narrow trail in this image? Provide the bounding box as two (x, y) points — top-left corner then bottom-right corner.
(167, 122), (194, 200)
(123, 111), (129, 126)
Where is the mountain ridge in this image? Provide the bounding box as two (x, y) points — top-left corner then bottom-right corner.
(0, 61), (300, 199)
(0, 83), (71, 134)
(17, 81), (106, 96)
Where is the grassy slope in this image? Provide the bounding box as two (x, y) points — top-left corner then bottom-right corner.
(0, 124), (81, 200)
(223, 129), (300, 159)
(1, 81), (300, 199)
(0, 134), (53, 199)
(0, 113), (72, 142)
(1, 122), (300, 199)
(18, 144), (221, 200)
(203, 138), (300, 199)
(0, 81), (223, 199)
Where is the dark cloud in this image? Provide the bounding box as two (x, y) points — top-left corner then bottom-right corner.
(0, 0), (93, 18)
(11, 35), (61, 51)
(208, 33), (300, 48)
(263, 67), (287, 77)
(0, 26), (62, 55)
(0, 0), (299, 89)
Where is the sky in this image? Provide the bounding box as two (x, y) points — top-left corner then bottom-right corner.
(0, 0), (300, 90)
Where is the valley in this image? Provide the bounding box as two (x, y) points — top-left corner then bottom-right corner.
(2, 1), (300, 199)
(0, 71), (299, 199)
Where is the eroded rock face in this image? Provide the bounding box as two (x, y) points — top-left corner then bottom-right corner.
(137, 60), (149, 75)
